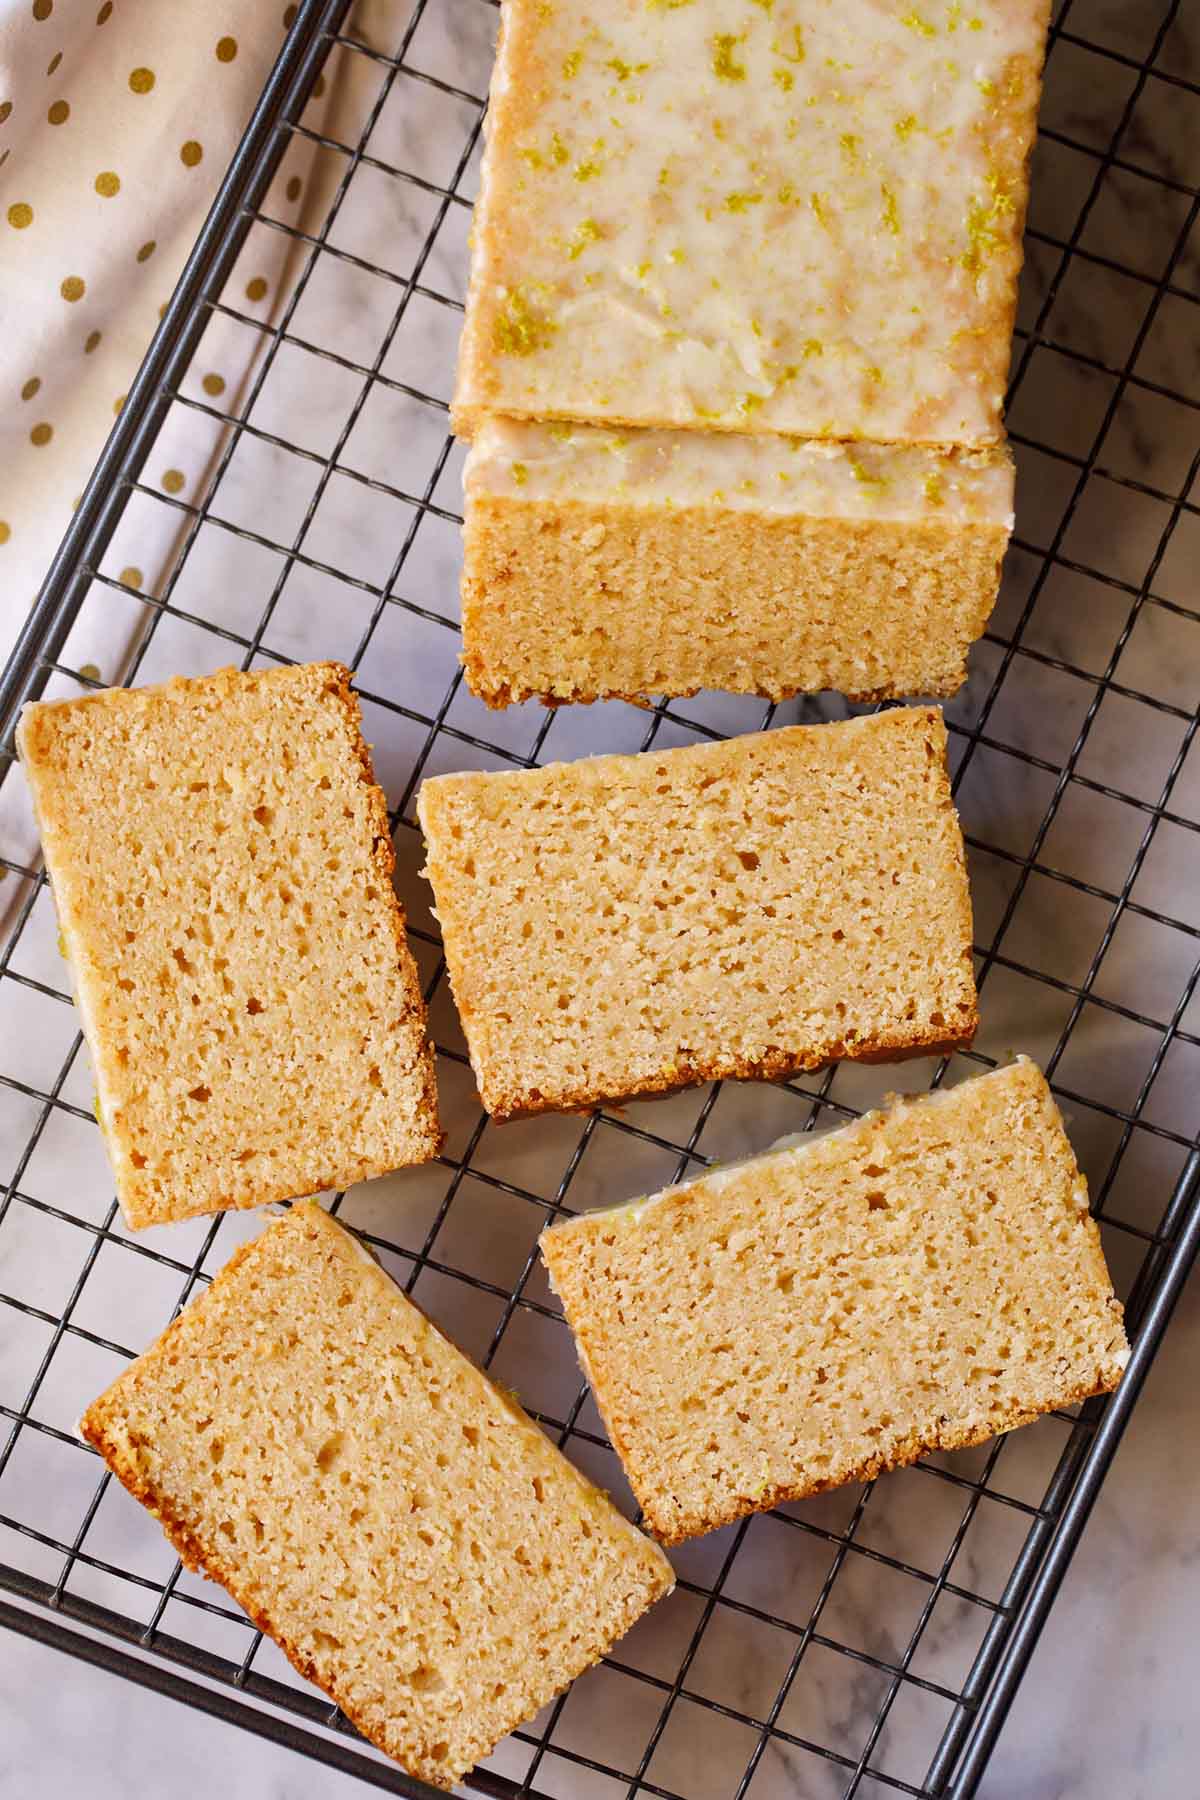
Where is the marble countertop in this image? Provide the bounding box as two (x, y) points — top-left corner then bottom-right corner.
(2, 0), (1198, 1796)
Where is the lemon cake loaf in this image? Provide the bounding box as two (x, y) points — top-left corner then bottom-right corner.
(462, 419), (1015, 705)
(540, 1059), (1130, 1544)
(80, 1203), (674, 1787)
(453, 0), (1050, 444)
(18, 663), (440, 1230)
(417, 706), (977, 1120)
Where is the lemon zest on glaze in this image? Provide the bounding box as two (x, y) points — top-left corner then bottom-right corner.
(493, 286), (556, 356)
(567, 218), (603, 259)
(712, 34), (746, 80)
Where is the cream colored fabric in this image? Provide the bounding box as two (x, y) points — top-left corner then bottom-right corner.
(0, 0), (298, 660)
(0, 1), (413, 911)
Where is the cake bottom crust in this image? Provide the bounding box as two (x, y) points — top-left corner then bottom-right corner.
(461, 497), (1010, 709)
(480, 1016), (979, 1124)
(641, 1365), (1123, 1546)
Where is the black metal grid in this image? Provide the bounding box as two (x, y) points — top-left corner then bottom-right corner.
(1, 0), (1198, 1795)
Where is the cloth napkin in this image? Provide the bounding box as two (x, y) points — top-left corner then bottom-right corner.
(0, 0), (303, 665)
(0, 0), (424, 917)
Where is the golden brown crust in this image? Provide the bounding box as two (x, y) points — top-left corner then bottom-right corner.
(465, 673), (965, 713)
(482, 1018), (977, 1124)
(333, 668), (444, 1161)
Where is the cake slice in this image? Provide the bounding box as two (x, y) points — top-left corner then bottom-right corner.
(417, 707), (977, 1120)
(540, 1059), (1130, 1545)
(80, 1202), (674, 1787)
(453, 0), (1051, 445)
(461, 419), (1015, 706)
(18, 662), (440, 1230)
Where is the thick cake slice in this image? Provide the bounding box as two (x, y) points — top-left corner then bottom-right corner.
(454, 0), (1051, 445)
(18, 662), (440, 1229)
(461, 418), (1015, 705)
(417, 707), (977, 1120)
(540, 1060), (1130, 1544)
(80, 1203), (674, 1787)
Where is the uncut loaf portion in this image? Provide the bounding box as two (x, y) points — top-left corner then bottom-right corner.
(80, 1202), (674, 1788)
(417, 706), (977, 1120)
(17, 662), (440, 1230)
(540, 1059), (1130, 1545)
(454, 0), (1051, 445)
(453, 0), (1052, 708)
(461, 419), (1015, 707)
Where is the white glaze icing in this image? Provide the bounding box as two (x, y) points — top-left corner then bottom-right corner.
(465, 415), (1015, 523)
(456, 0), (1050, 444)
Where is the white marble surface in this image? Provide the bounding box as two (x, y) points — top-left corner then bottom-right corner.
(2, 0), (1199, 1797)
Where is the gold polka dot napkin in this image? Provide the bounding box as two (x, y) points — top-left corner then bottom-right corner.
(0, 0), (305, 662)
(0, 0), (423, 904)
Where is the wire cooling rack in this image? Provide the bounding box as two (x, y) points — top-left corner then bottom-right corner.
(1, 0), (1199, 1795)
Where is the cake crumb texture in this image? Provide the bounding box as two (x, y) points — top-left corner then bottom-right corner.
(417, 707), (977, 1119)
(80, 1202), (673, 1787)
(18, 662), (440, 1230)
(462, 494), (1009, 706)
(540, 1060), (1130, 1544)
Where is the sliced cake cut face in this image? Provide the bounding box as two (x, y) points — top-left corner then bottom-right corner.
(454, 0), (1051, 445)
(417, 707), (977, 1121)
(18, 662), (440, 1230)
(462, 418), (1015, 705)
(540, 1060), (1130, 1545)
(80, 1203), (674, 1788)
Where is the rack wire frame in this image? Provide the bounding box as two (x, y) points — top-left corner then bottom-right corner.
(0, 0), (1198, 1795)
